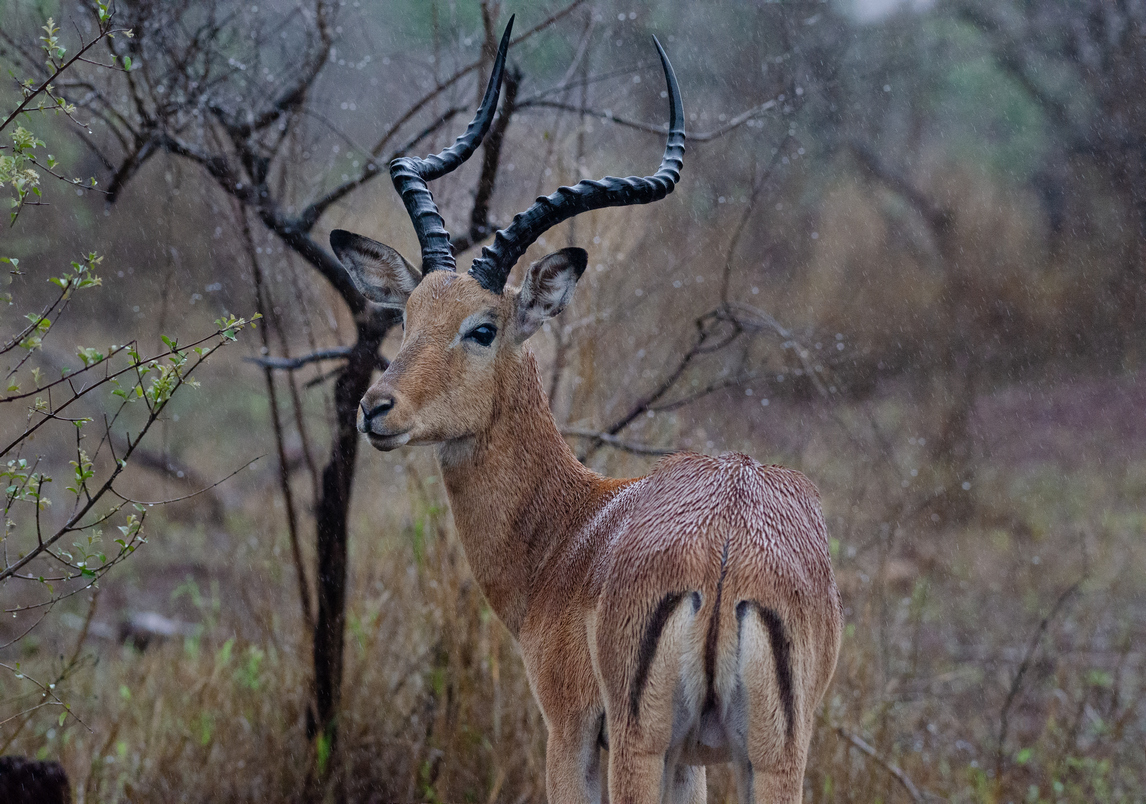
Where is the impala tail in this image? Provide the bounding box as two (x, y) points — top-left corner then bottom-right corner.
(705, 460), (843, 775)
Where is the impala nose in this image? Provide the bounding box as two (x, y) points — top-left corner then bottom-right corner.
(360, 395), (395, 423)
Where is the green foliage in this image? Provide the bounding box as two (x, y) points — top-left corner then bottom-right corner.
(0, 1), (253, 754)
(0, 124), (46, 220)
(0, 10), (133, 223)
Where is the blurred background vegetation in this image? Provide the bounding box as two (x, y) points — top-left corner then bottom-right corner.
(1, 0), (1143, 801)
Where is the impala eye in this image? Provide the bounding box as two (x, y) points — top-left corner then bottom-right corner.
(465, 323), (497, 347)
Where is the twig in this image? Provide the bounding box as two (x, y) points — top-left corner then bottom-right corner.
(0, 22), (130, 134)
(242, 206), (315, 634)
(519, 98), (778, 142)
(836, 724), (926, 803)
(108, 456), (260, 508)
(298, 105), (466, 230)
(364, 0), (586, 161)
(995, 575), (1085, 782)
(244, 346), (354, 370)
(719, 140), (789, 306)
(560, 427), (674, 457)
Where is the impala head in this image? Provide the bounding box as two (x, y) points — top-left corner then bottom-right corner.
(332, 18), (684, 451)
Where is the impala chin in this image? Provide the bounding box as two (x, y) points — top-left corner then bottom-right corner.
(364, 430), (410, 451)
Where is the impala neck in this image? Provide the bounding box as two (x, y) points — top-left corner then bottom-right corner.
(435, 350), (613, 635)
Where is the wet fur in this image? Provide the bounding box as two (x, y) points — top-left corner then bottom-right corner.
(356, 269), (844, 803)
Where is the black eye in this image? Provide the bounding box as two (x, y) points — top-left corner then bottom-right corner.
(465, 323), (497, 347)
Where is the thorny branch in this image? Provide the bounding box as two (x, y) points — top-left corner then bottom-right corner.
(995, 573), (1086, 783)
(1, 319), (255, 585)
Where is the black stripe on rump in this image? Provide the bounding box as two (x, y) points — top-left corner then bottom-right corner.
(630, 591), (687, 722)
(737, 601), (796, 741)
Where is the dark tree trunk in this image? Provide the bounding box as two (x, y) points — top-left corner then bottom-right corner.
(308, 330), (386, 795)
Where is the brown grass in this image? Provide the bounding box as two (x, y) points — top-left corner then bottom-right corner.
(4, 357), (1143, 802)
(3, 80), (1144, 804)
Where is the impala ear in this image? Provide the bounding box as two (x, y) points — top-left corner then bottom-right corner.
(330, 229), (421, 308)
(513, 248), (588, 342)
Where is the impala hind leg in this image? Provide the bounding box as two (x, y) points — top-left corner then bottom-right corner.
(731, 763), (802, 804)
(605, 737), (667, 804)
(731, 601), (810, 804)
(666, 760), (705, 804)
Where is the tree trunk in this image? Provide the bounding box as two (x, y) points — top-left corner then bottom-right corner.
(307, 330), (385, 799)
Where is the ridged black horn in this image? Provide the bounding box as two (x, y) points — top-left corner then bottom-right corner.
(468, 36), (685, 294)
(389, 16), (514, 274)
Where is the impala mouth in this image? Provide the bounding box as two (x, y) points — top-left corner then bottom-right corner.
(364, 430), (411, 451)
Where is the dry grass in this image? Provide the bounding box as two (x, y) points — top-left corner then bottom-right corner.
(4, 359), (1143, 802)
(3, 106), (1145, 804)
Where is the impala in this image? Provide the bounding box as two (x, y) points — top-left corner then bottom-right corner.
(330, 20), (843, 804)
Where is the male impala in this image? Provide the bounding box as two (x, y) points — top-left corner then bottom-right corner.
(331, 20), (842, 804)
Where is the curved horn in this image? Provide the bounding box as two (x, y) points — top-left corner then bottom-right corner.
(468, 36), (685, 294)
(390, 16), (514, 274)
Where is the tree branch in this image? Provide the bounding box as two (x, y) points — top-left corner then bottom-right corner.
(451, 67), (521, 255)
(518, 97), (778, 143)
(297, 105), (467, 231)
(560, 427), (674, 457)
(835, 725), (926, 803)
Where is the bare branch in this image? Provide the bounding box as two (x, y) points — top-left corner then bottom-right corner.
(560, 427), (674, 457)
(835, 725), (926, 803)
(518, 98), (779, 143)
(298, 105), (467, 231)
(451, 67), (521, 255)
(365, 0), (586, 162)
(995, 575), (1085, 782)
(846, 139), (951, 236)
(216, 0), (334, 137)
(244, 346), (354, 370)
